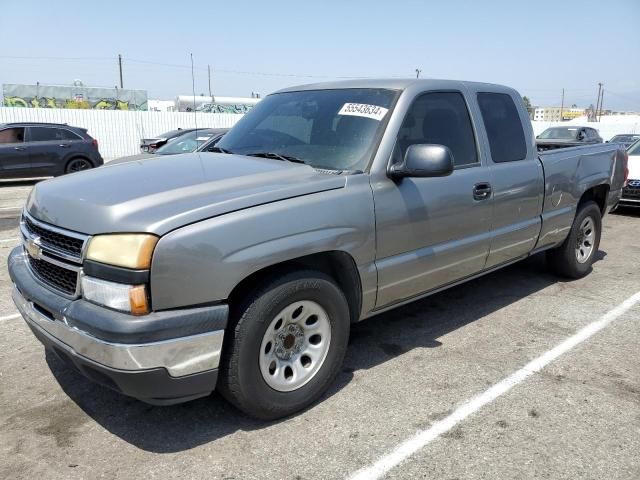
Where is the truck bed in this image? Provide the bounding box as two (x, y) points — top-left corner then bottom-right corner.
(536, 143), (626, 250)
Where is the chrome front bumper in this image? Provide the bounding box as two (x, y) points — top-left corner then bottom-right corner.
(12, 286), (224, 377)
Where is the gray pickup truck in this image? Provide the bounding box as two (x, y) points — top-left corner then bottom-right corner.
(9, 79), (627, 419)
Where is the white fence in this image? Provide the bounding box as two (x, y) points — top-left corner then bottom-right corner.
(0, 108), (243, 159)
(2, 108), (638, 160)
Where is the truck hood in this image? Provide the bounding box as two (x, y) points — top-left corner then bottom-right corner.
(26, 152), (346, 235)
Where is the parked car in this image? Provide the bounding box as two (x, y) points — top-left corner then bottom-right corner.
(140, 128), (200, 153)
(0, 122), (103, 179)
(9, 79), (626, 419)
(607, 134), (640, 149)
(196, 129), (229, 152)
(618, 139), (640, 208)
(110, 128), (228, 165)
(536, 126), (603, 151)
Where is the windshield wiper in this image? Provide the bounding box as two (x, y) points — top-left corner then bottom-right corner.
(207, 146), (233, 154)
(245, 152), (307, 164)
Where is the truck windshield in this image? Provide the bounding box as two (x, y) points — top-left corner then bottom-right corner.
(538, 127), (578, 140)
(216, 88), (399, 171)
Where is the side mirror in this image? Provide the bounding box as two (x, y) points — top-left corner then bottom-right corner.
(389, 144), (454, 180)
(577, 132), (586, 141)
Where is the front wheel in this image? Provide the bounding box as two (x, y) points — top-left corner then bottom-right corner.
(219, 270), (350, 419)
(547, 201), (602, 278)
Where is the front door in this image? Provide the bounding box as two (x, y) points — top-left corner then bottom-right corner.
(373, 91), (493, 308)
(0, 127), (29, 178)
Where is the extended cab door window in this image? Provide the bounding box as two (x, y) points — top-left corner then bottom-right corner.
(395, 92), (478, 167)
(476, 93), (527, 162)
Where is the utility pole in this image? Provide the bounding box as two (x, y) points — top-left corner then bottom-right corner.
(598, 88), (604, 122)
(594, 82), (603, 122)
(415, 68), (422, 79)
(118, 54), (124, 88)
(560, 88), (564, 121)
(207, 64), (213, 99)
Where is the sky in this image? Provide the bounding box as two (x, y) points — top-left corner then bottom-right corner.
(1, 0), (639, 111)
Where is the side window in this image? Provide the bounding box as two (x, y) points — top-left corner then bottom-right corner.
(29, 127), (59, 142)
(0, 127), (25, 144)
(477, 92), (527, 163)
(396, 92), (478, 167)
(60, 129), (82, 140)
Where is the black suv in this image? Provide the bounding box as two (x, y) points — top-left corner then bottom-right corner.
(0, 122), (104, 179)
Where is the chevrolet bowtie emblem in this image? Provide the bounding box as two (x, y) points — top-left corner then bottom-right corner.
(26, 236), (42, 260)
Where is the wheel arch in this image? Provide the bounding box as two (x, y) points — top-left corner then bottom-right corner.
(228, 250), (363, 324)
(578, 183), (609, 216)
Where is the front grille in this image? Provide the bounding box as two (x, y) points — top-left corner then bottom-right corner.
(623, 180), (640, 200)
(23, 216), (84, 258)
(28, 256), (78, 295)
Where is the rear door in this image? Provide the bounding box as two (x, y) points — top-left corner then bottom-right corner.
(27, 126), (75, 175)
(474, 91), (543, 268)
(0, 127), (30, 177)
(373, 90), (494, 307)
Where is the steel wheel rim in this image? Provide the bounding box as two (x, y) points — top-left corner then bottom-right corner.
(575, 216), (595, 264)
(69, 159), (90, 172)
(259, 300), (332, 392)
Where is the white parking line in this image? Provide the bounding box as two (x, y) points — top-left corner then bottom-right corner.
(0, 313), (20, 322)
(348, 290), (640, 480)
(0, 237), (18, 244)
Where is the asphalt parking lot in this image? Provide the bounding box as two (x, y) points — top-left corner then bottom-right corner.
(0, 182), (638, 480)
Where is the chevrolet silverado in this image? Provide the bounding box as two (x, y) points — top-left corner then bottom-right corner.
(8, 79), (628, 419)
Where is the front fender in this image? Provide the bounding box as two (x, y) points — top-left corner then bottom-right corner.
(150, 175), (375, 310)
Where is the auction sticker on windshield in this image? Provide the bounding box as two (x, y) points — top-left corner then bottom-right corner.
(338, 103), (389, 121)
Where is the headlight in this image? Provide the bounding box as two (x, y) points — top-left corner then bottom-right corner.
(86, 234), (158, 269)
(81, 275), (149, 315)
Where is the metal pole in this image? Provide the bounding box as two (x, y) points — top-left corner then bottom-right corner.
(191, 53), (197, 131)
(118, 54), (124, 88)
(594, 82), (602, 122)
(560, 88), (564, 121)
(208, 64), (212, 98)
(598, 88), (604, 122)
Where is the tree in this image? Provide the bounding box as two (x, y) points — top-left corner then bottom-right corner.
(522, 96), (534, 119)
(571, 103), (577, 108)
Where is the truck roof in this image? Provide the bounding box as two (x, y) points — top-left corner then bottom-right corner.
(276, 78), (516, 94)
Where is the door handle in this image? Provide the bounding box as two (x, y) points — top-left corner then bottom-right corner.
(59, 144), (71, 148)
(14, 146), (25, 151)
(473, 182), (492, 200)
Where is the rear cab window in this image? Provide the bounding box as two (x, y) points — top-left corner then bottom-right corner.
(477, 92), (527, 163)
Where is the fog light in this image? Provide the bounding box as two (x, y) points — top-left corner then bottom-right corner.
(81, 275), (149, 315)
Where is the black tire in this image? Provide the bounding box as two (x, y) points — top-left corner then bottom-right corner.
(547, 201), (602, 279)
(65, 157), (94, 174)
(219, 270), (350, 420)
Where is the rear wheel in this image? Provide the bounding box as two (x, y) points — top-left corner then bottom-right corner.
(547, 201), (602, 278)
(219, 270), (350, 420)
(65, 157), (93, 174)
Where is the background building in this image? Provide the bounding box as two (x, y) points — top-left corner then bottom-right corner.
(533, 107), (586, 122)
